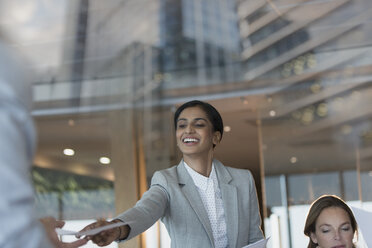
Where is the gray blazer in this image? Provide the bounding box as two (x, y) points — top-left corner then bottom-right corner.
(117, 159), (264, 248)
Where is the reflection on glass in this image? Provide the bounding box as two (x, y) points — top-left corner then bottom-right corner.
(32, 167), (115, 220)
(2, 0), (371, 247)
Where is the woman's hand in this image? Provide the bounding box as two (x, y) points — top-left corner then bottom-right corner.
(40, 217), (87, 248)
(78, 219), (129, 247)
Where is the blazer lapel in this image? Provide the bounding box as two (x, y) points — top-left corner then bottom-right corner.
(177, 161), (215, 247)
(215, 160), (238, 248)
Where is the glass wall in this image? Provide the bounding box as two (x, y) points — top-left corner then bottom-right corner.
(239, 0), (372, 247)
(1, 0), (371, 247)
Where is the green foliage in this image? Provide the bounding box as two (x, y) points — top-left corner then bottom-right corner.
(31, 167), (115, 220)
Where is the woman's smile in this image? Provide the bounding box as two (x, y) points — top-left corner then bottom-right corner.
(182, 137), (200, 145)
(176, 106), (219, 156)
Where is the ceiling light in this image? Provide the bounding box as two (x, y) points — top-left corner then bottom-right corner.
(290, 157), (297, 164)
(301, 109), (314, 124)
(224, 126), (231, 132)
(316, 103), (328, 117)
(68, 119), (75, 126)
(100, 157), (111, 165)
(63, 148), (75, 156)
(310, 83), (321, 93)
(269, 110), (276, 117)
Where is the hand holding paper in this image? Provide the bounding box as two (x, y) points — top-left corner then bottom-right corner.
(56, 221), (127, 237)
(40, 216), (87, 248)
(56, 219), (129, 247)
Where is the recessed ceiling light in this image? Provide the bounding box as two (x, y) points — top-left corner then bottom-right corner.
(310, 83), (321, 93)
(63, 148), (75, 156)
(100, 157), (111, 165)
(269, 110), (276, 117)
(224, 126), (231, 132)
(290, 157), (297, 164)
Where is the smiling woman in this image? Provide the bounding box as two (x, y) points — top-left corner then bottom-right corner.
(77, 100), (265, 248)
(175, 102), (223, 174)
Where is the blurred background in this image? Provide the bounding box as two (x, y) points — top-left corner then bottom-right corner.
(1, 0), (372, 247)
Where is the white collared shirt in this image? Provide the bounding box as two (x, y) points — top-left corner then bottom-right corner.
(184, 161), (229, 248)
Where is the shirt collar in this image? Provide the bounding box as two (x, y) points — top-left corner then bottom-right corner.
(184, 161), (217, 191)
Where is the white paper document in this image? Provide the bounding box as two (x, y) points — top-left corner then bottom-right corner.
(351, 206), (372, 247)
(242, 237), (270, 248)
(56, 221), (127, 236)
